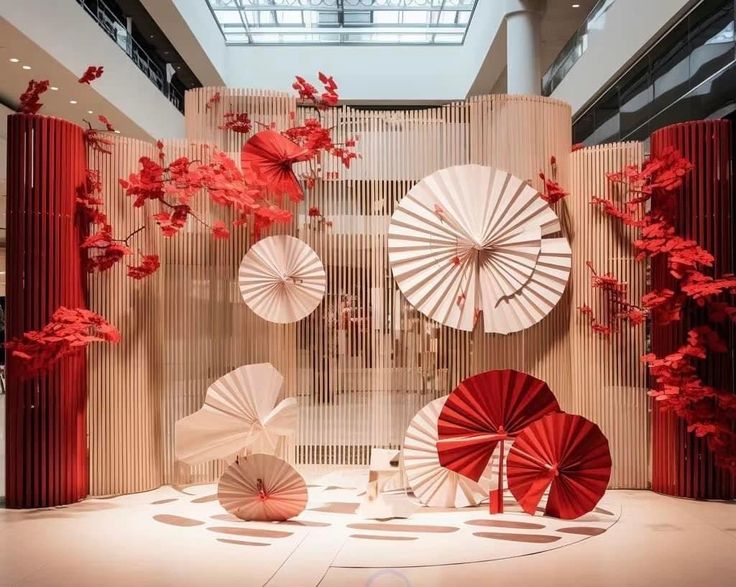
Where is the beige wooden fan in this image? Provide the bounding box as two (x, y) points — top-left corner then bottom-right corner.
(218, 454), (308, 521)
(175, 363), (297, 465)
(239, 235), (326, 323)
(388, 164), (571, 334)
(403, 395), (492, 508)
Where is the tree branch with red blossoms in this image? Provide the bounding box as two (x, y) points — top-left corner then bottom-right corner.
(5, 307), (120, 380)
(587, 146), (736, 472)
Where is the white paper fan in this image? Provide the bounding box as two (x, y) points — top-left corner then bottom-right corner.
(388, 164), (571, 334)
(175, 363), (297, 465)
(403, 395), (492, 508)
(239, 235), (326, 323)
(218, 454), (307, 521)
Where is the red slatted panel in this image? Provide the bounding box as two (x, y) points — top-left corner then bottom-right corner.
(650, 120), (735, 499)
(5, 114), (88, 508)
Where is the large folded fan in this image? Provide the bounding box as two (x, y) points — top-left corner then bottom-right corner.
(404, 395), (491, 508)
(239, 235), (326, 324)
(388, 164), (571, 334)
(175, 363), (297, 465)
(437, 369), (560, 512)
(218, 454), (308, 521)
(507, 412), (612, 520)
(241, 130), (311, 202)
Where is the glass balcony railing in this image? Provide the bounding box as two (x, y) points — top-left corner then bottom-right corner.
(76, 0), (185, 112)
(542, 0), (617, 96)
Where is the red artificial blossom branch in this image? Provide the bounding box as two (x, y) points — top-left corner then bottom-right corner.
(538, 155), (569, 205)
(5, 307), (120, 379)
(18, 79), (50, 114)
(307, 205), (333, 229)
(78, 65), (104, 84)
(583, 146), (736, 472)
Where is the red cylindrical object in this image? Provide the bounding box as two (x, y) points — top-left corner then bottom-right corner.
(649, 120), (735, 499)
(5, 114), (88, 507)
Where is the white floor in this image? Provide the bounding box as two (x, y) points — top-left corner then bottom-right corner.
(1, 468), (735, 587)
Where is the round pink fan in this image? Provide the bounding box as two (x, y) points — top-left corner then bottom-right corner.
(217, 454), (308, 521)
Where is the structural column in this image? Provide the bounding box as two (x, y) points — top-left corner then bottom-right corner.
(506, 0), (545, 95)
(5, 114), (89, 507)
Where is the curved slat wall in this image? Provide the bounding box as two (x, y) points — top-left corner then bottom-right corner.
(569, 143), (649, 489)
(6, 115), (88, 507)
(85, 92), (651, 494)
(650, 120), (735, 499)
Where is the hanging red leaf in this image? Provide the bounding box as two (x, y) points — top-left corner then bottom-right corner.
(98, 114), (116, 132)
(127, 254), (160, 279)
(211, 220), (230, 240)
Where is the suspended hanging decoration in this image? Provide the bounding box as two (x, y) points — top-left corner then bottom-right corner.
(388, 164), (571, 334)
(241, 129), (311, 202)
(403, 395), (491, 508)
(218, 453), (308, 521)
(436, 369), (560, 513)
(239, 234), (326, 324)
(507, 412), (612, 519)
(175, 363), (297, 465)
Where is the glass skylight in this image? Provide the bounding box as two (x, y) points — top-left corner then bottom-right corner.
(205, 0), (478, 45)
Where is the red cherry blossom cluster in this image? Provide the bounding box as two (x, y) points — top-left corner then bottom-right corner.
(78, 65), (104, 84)
(5, 307), (120, 379)
(537, 156), (569, 205)
(292, 72), (338, 109)
(219, 112), (252, 134)
(586, 146), (736, 472)
(19, 79), (50, 115)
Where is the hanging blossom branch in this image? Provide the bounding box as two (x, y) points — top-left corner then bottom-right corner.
(5, 307), (120, 379)
(582, 145), (736, 472)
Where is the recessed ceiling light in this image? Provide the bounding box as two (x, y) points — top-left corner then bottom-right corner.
(87, 110), (94, 114)
(114, 129), (121, 134)
(69, 99), (77, 104)
(22, 65), (31, 70)
(572, 3), (580, 7)
(50, 86), (59, 91)
(9, 58), (19, 63)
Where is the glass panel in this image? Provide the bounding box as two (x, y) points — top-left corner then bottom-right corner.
(206, 0), (478, 45)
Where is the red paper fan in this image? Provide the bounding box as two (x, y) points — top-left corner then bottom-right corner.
(217, 454), (308, 521)
(241, 130), (311, 202)
(507, 413), (612, 519)
(436, 369), (560, 513)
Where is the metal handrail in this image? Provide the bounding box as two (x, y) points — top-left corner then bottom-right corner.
(542, 0), (617, 96)
(76, 0), (185, 113)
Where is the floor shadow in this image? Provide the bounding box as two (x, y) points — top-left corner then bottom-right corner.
(557, 526), (606, 536)
(216, 538), (270, 547)
(465, 519), (546, 530)
(150, 499), (178, 505)
(207, 526), (293, 539)
(309, 502), (359, 514)
(191, 494), (218, 504)
(277, 520), (331, 527)
(348, 523), (458, 533)
(473, 531), (561, 544)
(350, 534), (417, 541)
(153, 514), (205, 527)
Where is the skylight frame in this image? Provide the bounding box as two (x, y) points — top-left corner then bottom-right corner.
(205, 0), (479, 46)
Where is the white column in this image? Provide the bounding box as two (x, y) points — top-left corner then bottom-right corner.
(506, 0), (545, 95)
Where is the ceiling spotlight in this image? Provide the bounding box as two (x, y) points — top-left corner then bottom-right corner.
(22, 65), (31, 70)
(69, 99), (78, 104)
(9, 57), (19, 63)
(87, 110), (94, 114)
(50, 86), (59, 91)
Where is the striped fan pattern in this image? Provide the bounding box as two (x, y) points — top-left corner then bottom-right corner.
(239, 234), (326, 324)
(218, 454), (308, 521)
(388, 164), (571, 334)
